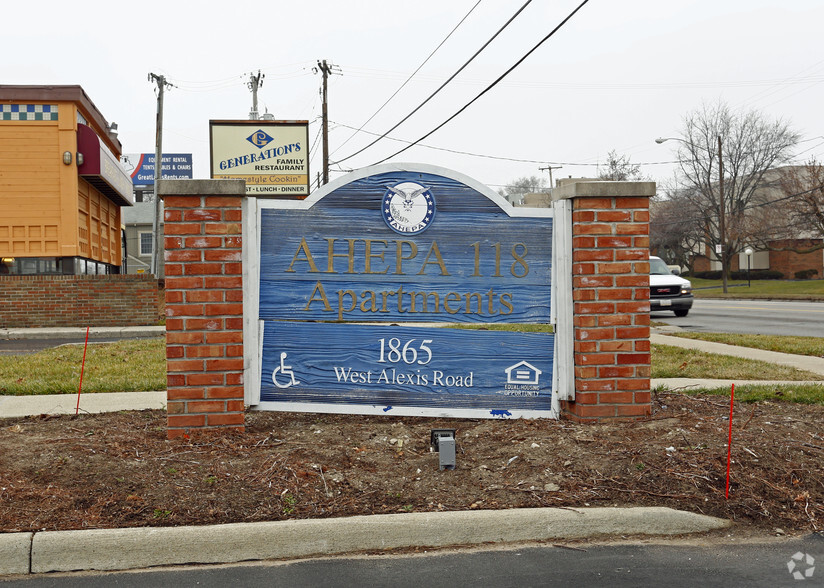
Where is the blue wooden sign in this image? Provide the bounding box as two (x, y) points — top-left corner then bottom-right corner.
(260, 322), (553, 415)
(245, 164), (559, 418)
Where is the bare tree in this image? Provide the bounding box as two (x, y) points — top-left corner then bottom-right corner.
(650, 183), (705, 273)
(671, 101), (799, 288)
(597, 150), (644, 181)
(778, 160), (824, 248)
(499, 175), (548, 205)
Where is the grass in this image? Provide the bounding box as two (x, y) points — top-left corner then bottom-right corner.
(688, 277), (824, 300)
(0, 332), (821, 405)
(652, 329), (824, 404)
(658, 383), (824, 405)
(451, 323), (555, 333)
(0, 338), (166, 396)
(663, 332), (824, 358)
(651, 344), (822, 381)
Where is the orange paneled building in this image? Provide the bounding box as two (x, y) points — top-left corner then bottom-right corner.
(0, 85), (133, 275)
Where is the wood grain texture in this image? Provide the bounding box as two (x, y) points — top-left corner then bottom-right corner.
(259, 171), (552, 323)
(260, 321), (553, 411)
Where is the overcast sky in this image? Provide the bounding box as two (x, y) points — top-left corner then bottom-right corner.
(5, 0), (823, 191)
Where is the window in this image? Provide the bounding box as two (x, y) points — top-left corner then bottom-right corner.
(139, 232), (153, 256)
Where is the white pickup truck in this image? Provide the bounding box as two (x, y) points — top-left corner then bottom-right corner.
(650, 256), (693, 317)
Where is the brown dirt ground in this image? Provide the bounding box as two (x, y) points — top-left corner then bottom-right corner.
(0, 392), (822, 536)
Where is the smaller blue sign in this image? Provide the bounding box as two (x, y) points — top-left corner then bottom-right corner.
(260, 321), (553, 414)
(130, 153), (193, 185)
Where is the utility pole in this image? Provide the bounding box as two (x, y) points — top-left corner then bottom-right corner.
(247, 70), (264, 120)
(539, 165), (563, 189)
(314, 60), (341, 185)
(718, 135), (728, 294)
(148, 73), (172, 278)
(317, 60), (331, 185)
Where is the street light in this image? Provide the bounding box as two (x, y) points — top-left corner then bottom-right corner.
(655, 136), (728, 294)
(745, 247), (753, 287)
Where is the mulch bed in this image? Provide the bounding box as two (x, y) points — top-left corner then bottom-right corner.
(1, 392), (822, 535)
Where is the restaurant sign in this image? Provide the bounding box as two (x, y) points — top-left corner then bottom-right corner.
(210, 120), (309, 197)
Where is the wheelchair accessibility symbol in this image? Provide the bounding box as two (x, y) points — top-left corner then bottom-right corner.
(272, 352), (300, 389)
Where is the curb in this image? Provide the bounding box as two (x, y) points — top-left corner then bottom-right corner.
(1, 507), (731, 575)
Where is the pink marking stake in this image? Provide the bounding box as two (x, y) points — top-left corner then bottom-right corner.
(75, 327), (90, 416)
(725, 383), (736, 499)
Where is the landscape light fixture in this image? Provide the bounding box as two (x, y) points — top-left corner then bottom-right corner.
(430, 429), (456, 470)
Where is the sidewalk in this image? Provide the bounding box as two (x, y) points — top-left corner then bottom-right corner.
(0, 391), (166, 419)
(652, 330), (824, 377)
(651, 329), (824, 391)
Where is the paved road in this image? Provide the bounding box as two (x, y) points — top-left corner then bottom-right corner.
(0, 335), (163, 355)
(5, 535), (822, 587)
(0, 338), (112, 355)
(653, 298), (824, 337)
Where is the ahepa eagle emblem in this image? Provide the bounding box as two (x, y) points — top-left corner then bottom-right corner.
(381, 181), (436, 235)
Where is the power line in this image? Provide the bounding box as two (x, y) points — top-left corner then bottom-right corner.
(341, 66), (824, 91)
(333, 0), (535, 165)
(331, 0), (484, 157)
(368, 0), (591, 167)
(163, 63), (314, 93)
(329, 119), (679, 166)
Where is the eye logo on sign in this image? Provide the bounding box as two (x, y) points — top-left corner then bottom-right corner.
(381, 182), (436, 235)
(247, 130), (274, 149)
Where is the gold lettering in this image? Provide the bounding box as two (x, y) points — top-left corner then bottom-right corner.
(364, 239), (389, 274)
(304, 281), (332, 311)
(326, 238), (357, 274)
(395, 240), (416, 275)
(410, 291), (439, 313)
(380, 290), (393, 312)
(286, 238), (319, 273)
(359, 290), (378, 313)
(336, 289), (357, 320)
(444, 292), (461, 314)
(464, 292), (483, 314)
(396, 286), (407, 313)
(511, 243), (529, 278)
(417, 241), (449, 276)
(486, 288), (498, 315)
(499, 293), (514, 315)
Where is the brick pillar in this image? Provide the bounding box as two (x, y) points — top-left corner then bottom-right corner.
(554, 181), (655, 422)
(159, 179), (246, 439)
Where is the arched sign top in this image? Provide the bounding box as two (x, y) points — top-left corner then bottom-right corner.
(266, 163), (551, 219)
